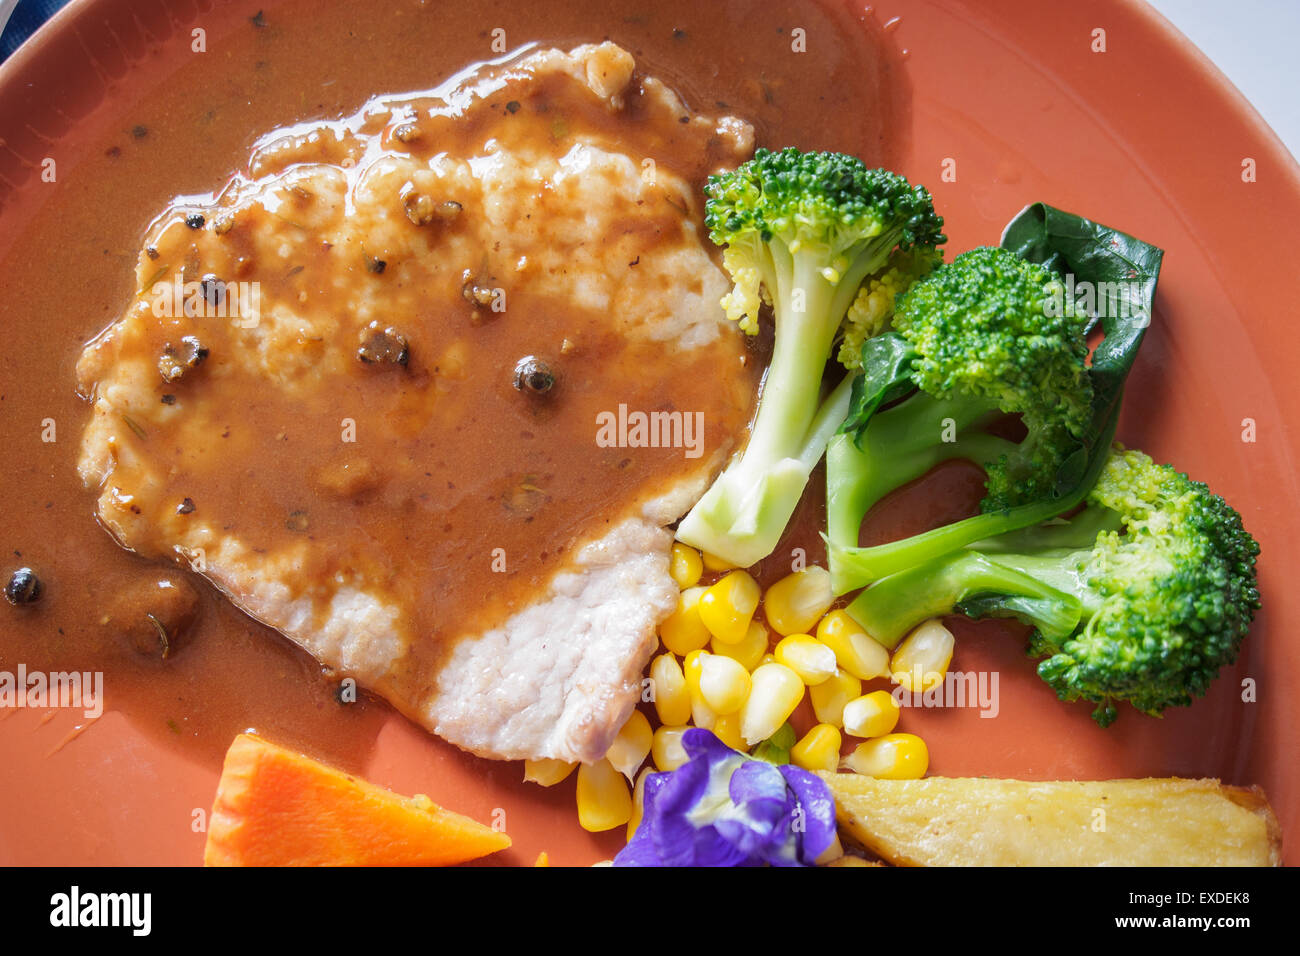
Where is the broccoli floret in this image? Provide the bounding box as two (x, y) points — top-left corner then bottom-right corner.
(837, 246), (944, 369)
(826, 246), (1093, 593)
(844, 446), (1262, 726)
(674, 148), (945, 568)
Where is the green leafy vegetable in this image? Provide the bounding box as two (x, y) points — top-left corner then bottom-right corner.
(825, 203), (1163, 588)
(826, 247), (1094, 593)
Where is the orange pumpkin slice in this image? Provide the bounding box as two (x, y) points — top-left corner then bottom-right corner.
(204, 733), (511, 866)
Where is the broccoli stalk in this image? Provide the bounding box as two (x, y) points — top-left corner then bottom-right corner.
(828, 405), (1120, 593)
(843, 549), (1091, 652)
(826, 393), (1016, 578)
(825, 247), (1094, 594)
(675, 148), (944, 568)
(824, 204), (1163, 589)
(845, 446), (1262, 726)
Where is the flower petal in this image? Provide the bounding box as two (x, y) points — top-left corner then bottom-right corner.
(779, 763), (838, 864)
(651, 757), (714, 866)
(613, 771), (669, 867)
(681, 726), (740, 764)
(728, 758), (787, 807)
(613, 728), (838, 867)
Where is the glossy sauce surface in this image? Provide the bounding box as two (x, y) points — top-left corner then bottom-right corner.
(0, 0), (904, 862)
(74, 43), (758, 690)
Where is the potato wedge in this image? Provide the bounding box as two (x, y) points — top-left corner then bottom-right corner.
(818, 774), (1281, 866)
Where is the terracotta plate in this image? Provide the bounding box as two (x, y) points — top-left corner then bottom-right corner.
(0, 0), (1295, 865)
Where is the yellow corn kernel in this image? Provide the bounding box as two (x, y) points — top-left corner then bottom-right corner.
(669, 542), (703, 589)
(576, 758), (633, 832)
(791, 723), (842, 773)
(711, 711), (746, 750)
(651, 725), (690, 772)
(627, 767), (653, 842)
(659, 586), (712, 656)
(606, 710), (653, 781)
(809, 668), (862, 728)
(816, 609), (891, 681)
(523, 758), (577, 787)
(841, 732), (929, 779)
(649, 652), (692, 726)
(712, 619), (770, 672)
(698, 653), (751, 715)
(891, 619), (955, 692)
(774, 634), (838, 686)
(682, 649), (718, 729)
(698, 570), (761, 644)
(764, 566), (835, 636)
(842, 690), (901, 739)
(739, 662), (805, 746)
(701, 550), (736, 572)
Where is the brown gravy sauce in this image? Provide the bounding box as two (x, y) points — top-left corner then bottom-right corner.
(78, 47), (758, 679)
(0, 0), (908, 766)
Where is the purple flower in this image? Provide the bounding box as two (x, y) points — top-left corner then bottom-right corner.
(613, 728), (836, 867)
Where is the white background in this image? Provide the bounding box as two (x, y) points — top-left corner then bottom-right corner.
(1146, 0), (1299, 160)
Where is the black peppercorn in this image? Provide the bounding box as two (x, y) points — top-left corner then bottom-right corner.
(513, 356), (556, 394)
(357, 321), (409, 366)
(5, 567), (41, 606)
